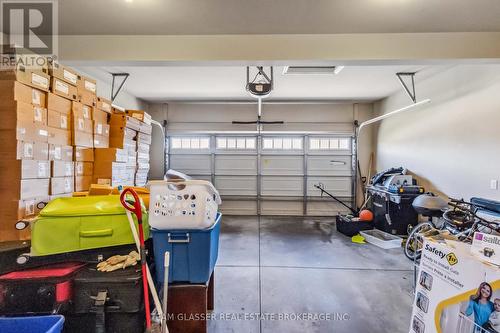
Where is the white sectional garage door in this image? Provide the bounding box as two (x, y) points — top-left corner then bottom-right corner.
(168, 134), (355, 216)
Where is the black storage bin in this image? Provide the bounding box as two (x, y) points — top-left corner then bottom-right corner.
(65, 265), (145, 333)
(336, 215), (374, 237)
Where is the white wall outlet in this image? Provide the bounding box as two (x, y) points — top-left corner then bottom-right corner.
(490, 179), (498, 190)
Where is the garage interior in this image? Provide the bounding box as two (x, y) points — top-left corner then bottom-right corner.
(1, 1), (500, 333)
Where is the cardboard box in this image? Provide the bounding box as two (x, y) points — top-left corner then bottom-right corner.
(0, 53), (49, 74)
(47, 109), (70, 130)
(75, 161), (93, 176)
(96, 97), (112, 113)
(137, 151), (149, 163)
(0, 159), (50, 179)
(0, 81), (47, 107)
(92, 108), (108, 124)
(47, 61), (78, 86)
(74, 147), (94, 162)
(49, 144), (73, 161)
(8, 140), (49, 160)
(2, 121), (49, 143)
(137, 142), (150, 154)
(47, 92), (72, 114)
(0, 68), (50, 92)
(16, 196), (49, 219)
(410, 239), (500, 333)
(72, 130), (93, 148)
(50, 77), (77, 101)
(72, 101), (92, 120)
(109, 126), (137, 149)
(94, 122), (110, 136)
(94, 148), (128, 163)
(77, 74), (97, 93)
(109, 113), (141, 131)
(93, 134), (109, 148)
(0, 101), (47, 129)
(48, 127), (71, 146)
(48, 193), (72, 200)
(78, 89), (97, 107)
(139, 121), (153, 135)
(126, 110), (152, 125)
(137, 132), (152, 144)
(50, 177), (74, 195)
(75, 175), (92, 192)
(51, 161), (74, 177)
(0, 178), (50, 200)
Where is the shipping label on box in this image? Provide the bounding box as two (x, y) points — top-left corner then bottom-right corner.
(49, 144), (72, 161)
(471, 232), (500, 267)
(50, 77), (77, 101)
(77, 75), (97, 93)
(410, 239), (500, 333)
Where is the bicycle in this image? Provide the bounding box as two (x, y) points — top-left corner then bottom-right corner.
(404, 198), (500, 262)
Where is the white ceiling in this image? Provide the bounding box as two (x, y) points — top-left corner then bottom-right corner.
(78, 65), (449, 102)
(59, 0), (500, 35)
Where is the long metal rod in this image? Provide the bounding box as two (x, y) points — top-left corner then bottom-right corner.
(357, 99), (431, 135)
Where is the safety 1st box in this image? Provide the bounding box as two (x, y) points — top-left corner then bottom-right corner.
(410, 239), (500, 333)
(471, 232), (500, 267)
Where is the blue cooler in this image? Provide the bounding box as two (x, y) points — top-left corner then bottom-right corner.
(152, 213), (221, 284)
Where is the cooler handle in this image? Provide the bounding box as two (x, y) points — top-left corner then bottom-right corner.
(80, 229), (113, 237)
(167, 233), (190, 243)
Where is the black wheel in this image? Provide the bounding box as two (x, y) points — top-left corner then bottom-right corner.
(404, 222), (435, 261)
(15, 220), (29, 230)
(16, 254), (30, 265)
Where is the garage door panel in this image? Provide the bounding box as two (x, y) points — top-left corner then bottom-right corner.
(215, 176), (257, 196)
(215, 155), (257, 175)
(261, 155), (303, 175)
(170, 154), (211, 175)
(261, 201), (303, 215)
(307, 177), (352, 197)
(307, 201), (350, 216)
(307, 155), (352, 176)
(220, 200), (257, 215)
(261, 176), (303, 196)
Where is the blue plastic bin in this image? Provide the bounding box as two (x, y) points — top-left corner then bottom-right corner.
(0, 315), (64, 333)
(152, 213), (221, 284)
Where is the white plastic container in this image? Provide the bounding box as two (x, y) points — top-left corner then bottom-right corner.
(359, 229), (402, 249)
(147, 180), (222, 230)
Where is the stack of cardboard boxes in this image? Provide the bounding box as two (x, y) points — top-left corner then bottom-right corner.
(95, 109), (151, 187)
(0, 56), (152, 241)
(0, 60), (52, 241)
(126, 110), (152, 186)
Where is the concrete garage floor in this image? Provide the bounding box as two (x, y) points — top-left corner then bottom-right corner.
(208, 216), (414, 333)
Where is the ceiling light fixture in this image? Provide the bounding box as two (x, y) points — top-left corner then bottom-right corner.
(282, 66), (345, 75)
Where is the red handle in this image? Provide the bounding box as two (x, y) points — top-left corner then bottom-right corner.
(120, 188), (142, 222)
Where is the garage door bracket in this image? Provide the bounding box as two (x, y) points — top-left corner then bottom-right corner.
(396, 72), (417, 103)
(110, 72), (130, 103)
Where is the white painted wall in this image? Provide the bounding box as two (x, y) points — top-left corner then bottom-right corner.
(374, 65), (500, 200)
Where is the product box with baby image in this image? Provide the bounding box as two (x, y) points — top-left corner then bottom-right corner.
(410, 238), (500, 333)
